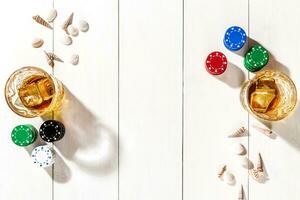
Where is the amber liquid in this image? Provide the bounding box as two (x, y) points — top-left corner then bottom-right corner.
(18, 75), (55, 110)
(248, 77), (280, 114)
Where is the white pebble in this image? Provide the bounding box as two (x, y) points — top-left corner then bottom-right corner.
(32, 38), (44, 48)
(61, 35), (72, 45)
(233, 143), (247, 156)
(69, 54), (79, 65)
(67, 25), (79, 37)
(224, 171), (235, 185)
(47, 9), (57, 23)
(240, 157), (254, 169)
(78, 20), (89, 32)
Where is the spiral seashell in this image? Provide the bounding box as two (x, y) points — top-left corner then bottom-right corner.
(47, 9), (57, 23)
(62, 13), (74, 34)
(32, 15), (53, 29)
(257, 153), (264, 172)
(44, 51), (54, 67)
(238, 185), (244, 200)
(44, 51), (63, 68)
(217, 165), (226, 179)
(252, 124), (273, 137)
(249, 169), (264, 181)
(228, 127), (247, 137)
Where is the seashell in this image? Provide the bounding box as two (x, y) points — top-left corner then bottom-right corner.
(44, 51), (63, 68)
(234, 143), (247, 156)
(69, 54), (79, 65)
(67, 25), (79, 37)
(240, 156), (254, 169)
(32, 15), (53, 29)
(44, 51), (54, 68)
(217, 165), (226, 179)
(79, 20), (89, 32)
(238, 185), (244, 200)
(32, 38), (44, 48)
(228, 127), (247, 137)
(257, 153), (264, 172)
(249, 169), (264, 181)
(49, 53), (63, 63)
(62, 12), (74, 34)
(252, 124), (273, 137)
(224, 171), (235, 185)
(47, 9), (57, 23)
(61, 35), (72, 45)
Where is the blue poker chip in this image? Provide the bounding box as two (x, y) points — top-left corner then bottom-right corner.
(223, 26), (247, 51)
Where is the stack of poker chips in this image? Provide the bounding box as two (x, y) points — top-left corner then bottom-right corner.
(205, 26), (269, 75)
(11, 120), (65, 168)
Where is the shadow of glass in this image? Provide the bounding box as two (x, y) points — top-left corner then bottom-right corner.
(25, 140), (71, 183)
(260, 101), (300, 151)
(54, 86), (118, 175)
(216, 62), (246, 88)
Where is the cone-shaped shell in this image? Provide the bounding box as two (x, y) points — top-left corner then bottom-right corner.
(62, 13), (74, 34)
(217, 165), (226, 178)
(238, 185), (244, 200)
(249, 169), (263, 181)
(228, 127), (247, 137)
(32, 15), (53, 29)
(44, 51), (54, 67)
(257, 153), (263, 172)
(48, 53), (64, 63)
(252, 124), (273, 137)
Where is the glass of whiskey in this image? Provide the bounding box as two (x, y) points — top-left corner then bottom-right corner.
(5, 66), (64, 118)
(240, 70), (297, 121)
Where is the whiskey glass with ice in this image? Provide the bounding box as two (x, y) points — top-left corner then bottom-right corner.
(240, 70), (297, 121)
(5, 66), (64, 118)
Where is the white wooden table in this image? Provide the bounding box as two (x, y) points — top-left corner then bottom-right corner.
(0, 0), (299, 199)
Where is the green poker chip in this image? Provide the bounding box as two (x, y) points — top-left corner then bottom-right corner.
(244, 45), (269, 72)
(11, 125), (37, 147)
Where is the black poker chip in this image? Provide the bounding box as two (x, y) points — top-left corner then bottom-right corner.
(39, 120), (65, 142)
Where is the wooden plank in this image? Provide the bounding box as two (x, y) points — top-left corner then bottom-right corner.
(249, 0), (300, 199)
(184, 0), (249, 199)
(119, 0), (183, 199)
(53, 0), (118, 199)
(0, 0), (53, 199)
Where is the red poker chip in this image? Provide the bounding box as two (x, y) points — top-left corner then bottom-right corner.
(205, 51), (228, 75)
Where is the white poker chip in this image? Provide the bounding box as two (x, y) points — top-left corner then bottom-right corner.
(31, 145), (55, 168)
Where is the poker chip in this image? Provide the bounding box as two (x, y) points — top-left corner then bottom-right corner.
(31, 145), (55, 168)
(39, 120), (65, 142)
(11, 124), (37, 147)
(205, 51), (228, 75)
(244, 45), (269, 72)
(223, 26), (247, 51)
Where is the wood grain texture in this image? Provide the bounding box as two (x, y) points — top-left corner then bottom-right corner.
(184, 0), (249, 199)
(119, 0), (183, 199)
(249, 0), (300, 199)
(0, 1), (53, 200)
(53, 0), (118, 199)
(1, 0), (300, 200)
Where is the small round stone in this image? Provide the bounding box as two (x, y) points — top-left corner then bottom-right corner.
(67, 25), (79, 37)
(78, 20), (89, 32)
